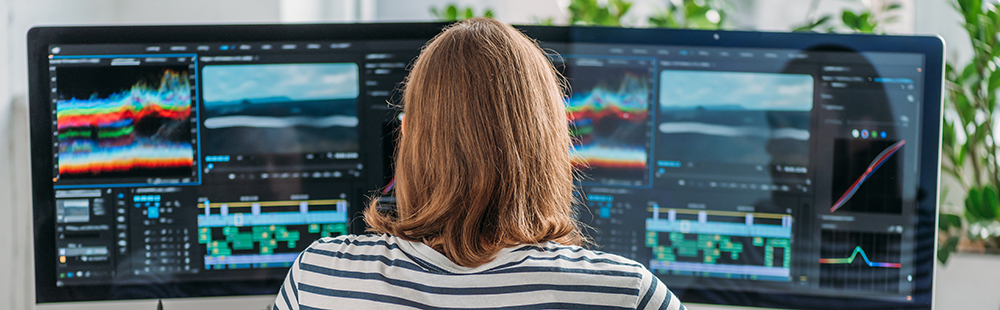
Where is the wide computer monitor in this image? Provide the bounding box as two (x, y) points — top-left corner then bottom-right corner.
(27, 23), (943, 309)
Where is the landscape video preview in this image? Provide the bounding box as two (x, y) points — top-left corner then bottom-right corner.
(200, 63), (360, 156)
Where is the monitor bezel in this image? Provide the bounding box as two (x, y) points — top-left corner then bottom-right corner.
(27, 23), (942, 309)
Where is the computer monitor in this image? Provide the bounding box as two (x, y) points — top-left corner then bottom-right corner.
(557, 28), (943, 310)
(27, 23), (943, 309)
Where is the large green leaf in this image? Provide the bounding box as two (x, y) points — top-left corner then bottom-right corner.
(965, 186), (1000, 222)
(989, 70), (1000, 95)
(965, 186), (983, 221)
(985, 186), (1000, 220)
(842, 11), (858, 27)
(938, 236), (960, 264)
(940, 213), (963, 231)
(792, 15), (832, 32)
(953, 91), (975, 128)
(957, 0), (983, 27)
(956, 137), (968, 167)
(960, 61), (979, 83)
(942, 118), (957, 154)
(612, 0), (632, 17)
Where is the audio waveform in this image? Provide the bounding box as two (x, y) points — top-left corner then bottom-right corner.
(830, 140), (905, 213)
(819, 245), (901, 268)
(56, 69), (194, 177)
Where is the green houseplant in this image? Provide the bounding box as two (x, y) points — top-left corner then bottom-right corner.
(429, 4), (494, 22)
(647, 0), (728, 29)
(567, 0), (633, 26)
(938, 0), (1000, 263)
(793, 0), (902, 33)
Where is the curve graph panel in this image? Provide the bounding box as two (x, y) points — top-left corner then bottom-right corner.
(829, 138), (904, 214)
(819, 230), (902, 293)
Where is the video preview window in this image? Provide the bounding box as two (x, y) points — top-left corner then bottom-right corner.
(655, 70), (813, 184)
(200, 63), (360, 157)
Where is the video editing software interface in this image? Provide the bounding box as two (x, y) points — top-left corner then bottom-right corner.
(559, 43), (924, 302)
(46, 40), (420, 286)
(43, 37), (925, 303)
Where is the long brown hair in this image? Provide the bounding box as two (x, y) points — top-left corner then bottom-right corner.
(364, 18), (585, 267)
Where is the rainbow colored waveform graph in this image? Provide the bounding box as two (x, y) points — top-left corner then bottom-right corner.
(819, 246), (902, 268)
(570, 144), (647, 169)
(57, 69), (194, 176)
(830, 140), (906, 213)
(566, 72), (650, 169)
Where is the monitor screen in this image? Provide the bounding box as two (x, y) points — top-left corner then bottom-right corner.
(554, 37), (940, 309)
(27, 24), (943, 309)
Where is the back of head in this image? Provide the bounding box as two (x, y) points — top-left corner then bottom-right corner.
(364, 18), (583, 267)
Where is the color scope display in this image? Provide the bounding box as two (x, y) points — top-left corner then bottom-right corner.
(564, 57), (654, 187)
(55, 66), (195, 182)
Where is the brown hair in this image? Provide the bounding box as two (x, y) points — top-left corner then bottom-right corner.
(364, 18), (585, 267)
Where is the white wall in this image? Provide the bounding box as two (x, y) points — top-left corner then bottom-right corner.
(914, 0), (972, 66)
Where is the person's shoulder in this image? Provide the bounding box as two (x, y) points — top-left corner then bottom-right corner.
(513, 241), (647, 270)
(304, 233), (400, 254)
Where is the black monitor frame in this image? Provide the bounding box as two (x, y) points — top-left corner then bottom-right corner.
(27, 22), (943, 309)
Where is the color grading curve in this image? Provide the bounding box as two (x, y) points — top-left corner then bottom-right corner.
(830, 139), (905, 212)
(819, 245), (901, 268)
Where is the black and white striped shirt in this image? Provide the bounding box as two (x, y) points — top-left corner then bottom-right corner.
(274, 234), (684, 310)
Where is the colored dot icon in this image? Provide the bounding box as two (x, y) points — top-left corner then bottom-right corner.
(852, 129), (886, 139)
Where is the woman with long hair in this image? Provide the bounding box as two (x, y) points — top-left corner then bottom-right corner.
(274, 17), (683, 310)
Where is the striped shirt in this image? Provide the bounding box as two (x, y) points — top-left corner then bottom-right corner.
(274, 234), (684, 310)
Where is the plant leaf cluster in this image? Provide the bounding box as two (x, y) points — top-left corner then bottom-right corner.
(647, 0), (727, 30)
(938, 0), (1000, 264)
(429, 4), (494, 22)
(567, 0), (633, 26)
(792, 0), (902, 34)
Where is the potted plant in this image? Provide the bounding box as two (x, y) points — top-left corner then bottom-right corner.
(938, 0), (1000, 263)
